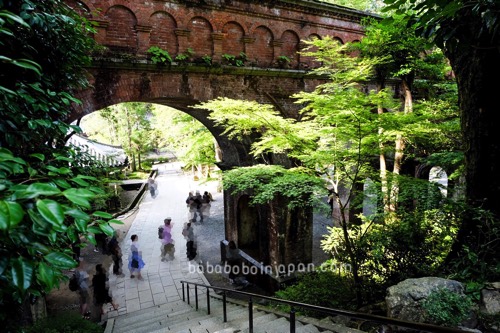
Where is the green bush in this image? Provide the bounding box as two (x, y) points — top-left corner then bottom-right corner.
(273, 271), (357, 316)
(147, 46), (172, 65)
(422, 287), (473, 327)
(24, 312), (104, 333)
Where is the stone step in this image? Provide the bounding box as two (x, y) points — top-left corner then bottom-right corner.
(243, 316), (291, 333)
(112, 301), (193, 330)
(107, 294), (363, 333)
(144, 302), (252, 333)
(296, 323), (322, 333)
(115, 308), (206, 333)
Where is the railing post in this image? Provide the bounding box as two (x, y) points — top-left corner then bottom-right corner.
(195, 285), (198, 310)
(182, 282), (185, 302)
(207, 288), (211, 314)
(187, 284), (190, 305)
(223, 291), (227, 322)
(248, 297), (253, 333)
(290, 307), (296, 333)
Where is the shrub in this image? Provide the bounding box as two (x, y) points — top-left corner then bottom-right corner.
(273, 271), (357, 316)
(147, 46), (172, 65)
(24, 312), (104, 333)
(422, 287), (473, 327)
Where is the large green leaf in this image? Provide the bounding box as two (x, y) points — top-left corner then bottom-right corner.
(25, 183), (61, 197)
(93, 211), (112, 218)
(29, 209), (51, 236)
(44, 252), (75, 270)
(36, 199), (64, 226)
(11, 258), (34, 292)
(64, 208), (90, 221)
(52, 178), (71, 189)
(109, 219), (124, 225)
(70, 177), (89, 187)
(0, 200), (24, 230)
(62, 188), (94, 208)
(99, 223), (115, 237)
(46, 165), (71, 175)
(30, 242), (50, 255)
(37, 262), (56, 290)
(74, 218), (88, 232)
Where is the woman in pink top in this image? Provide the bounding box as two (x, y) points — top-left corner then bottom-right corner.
(160, 218), (175, 261)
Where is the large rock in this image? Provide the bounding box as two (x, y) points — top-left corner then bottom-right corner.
(386, 277), (464, 323)
(481, 282), (500, 315)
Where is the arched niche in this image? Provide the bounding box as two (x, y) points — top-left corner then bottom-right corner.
(104, 5), (138, 52)
(187, 16), (214, 57)
(149, 11), (178, 55)
(281, 30), (300, 68)
(253, 26), (274, 67)
(222, 21), (245, 57)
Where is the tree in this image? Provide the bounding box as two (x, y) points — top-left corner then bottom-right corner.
(318, 0), (385, 12)
(98, 103), (153, 171)
(384, 0), (500, 279)
(0, 0), (121, 327)
(353, 15), (453, 213)
(195, 36), (461, 306)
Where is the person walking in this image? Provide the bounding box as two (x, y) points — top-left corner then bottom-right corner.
(92, 264), (118, 318)
(186, 191), (196, 222)
(193, 190), (203, 222)
(159, 217), (175, 261)
(201, 191), (212, 221)
(107, 232), (123, 276)
(128, 234), (145, 280)
(182, 222), (196, 260)
(75, 258), (91, 319)
(147, 176), (158, 198)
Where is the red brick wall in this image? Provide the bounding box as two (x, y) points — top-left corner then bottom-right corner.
(78, 0), (369, 68)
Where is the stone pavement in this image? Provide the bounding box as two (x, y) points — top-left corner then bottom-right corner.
(103, 162), (218, 320)
(102, 161), (331, 321)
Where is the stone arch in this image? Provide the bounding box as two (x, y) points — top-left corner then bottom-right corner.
(187, 16), (214, 58)
(281, 30), (300, 68)
(104, 5), (138, 52)
(333, 36), (344, 44)
(149, 11), (178, 55)
(222, 21), (245, 58)
(252, 26), (274, 67)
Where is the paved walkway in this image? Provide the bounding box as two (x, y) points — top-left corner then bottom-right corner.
(102, 162), (331, 320)
(104, 162), (217, 320)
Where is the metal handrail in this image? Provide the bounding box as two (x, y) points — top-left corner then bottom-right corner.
(180, 280), (470, 333)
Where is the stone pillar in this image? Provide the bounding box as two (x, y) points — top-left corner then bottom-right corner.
(135, 24), (152, 55)
(212, 32), (224, 62)
(271, 40), (283, 66)
(242, 36), (255, 63)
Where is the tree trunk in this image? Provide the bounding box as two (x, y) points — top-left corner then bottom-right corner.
(444, 16), (500, 265)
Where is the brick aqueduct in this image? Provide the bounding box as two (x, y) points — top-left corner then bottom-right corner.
(71, 0), (372, 290)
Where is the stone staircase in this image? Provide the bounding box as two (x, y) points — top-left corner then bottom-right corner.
(104, 294), (365, 333)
